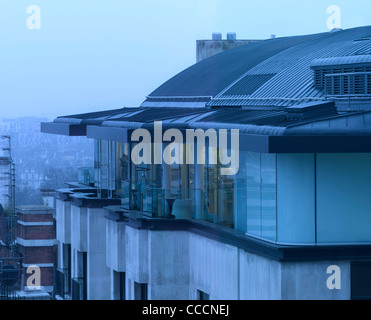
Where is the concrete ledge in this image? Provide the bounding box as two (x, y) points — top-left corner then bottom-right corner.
(106, 212), (371, 262)
(41, 122), (86, 136)
(16, 205), (54, 215)
(17, 238), (58, 247)
(23, 263), (54, 268)
(17, 221), (54, 226)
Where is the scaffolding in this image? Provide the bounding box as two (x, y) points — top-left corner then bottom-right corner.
(0, 135), (23, 300)
(0, 136), (12, 210)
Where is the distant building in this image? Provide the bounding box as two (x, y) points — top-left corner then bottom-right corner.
(0, 117), (94, 202)
(196, 32), (261, 63)
(40, 189), (56, 208)
(20, 166), (47, 189)
(43, 26), (371, 300)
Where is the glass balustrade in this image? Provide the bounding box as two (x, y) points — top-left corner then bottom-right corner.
(78, 167), (95, 186)
(119, 180), (258, 234)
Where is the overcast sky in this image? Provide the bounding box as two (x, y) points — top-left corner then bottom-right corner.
(1, 0), (371, 120)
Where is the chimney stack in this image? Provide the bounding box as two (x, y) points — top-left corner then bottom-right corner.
(212, 33), (222, 41)
(227, 32), (237, 41)
(196, 32), (262, 63)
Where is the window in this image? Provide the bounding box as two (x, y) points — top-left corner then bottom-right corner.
(134, 282), (148, 300)
(198, 290), (210, 300)
(113, 271), (126, 300)
(245, 152), (277, 241)
(203, 147), (234, 228)
(351, 262), (371, 300)
(119, 272), (126, 300)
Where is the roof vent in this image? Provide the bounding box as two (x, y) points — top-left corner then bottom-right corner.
(227, 32), (236, 40)
(285, 101), (337, 120)
(212, 33), (222, 41)
(311, 55), (371, 94)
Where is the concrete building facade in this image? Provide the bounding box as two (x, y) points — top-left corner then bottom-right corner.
(196, 33), (261, 63)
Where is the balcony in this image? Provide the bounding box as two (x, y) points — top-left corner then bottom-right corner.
(121, 180), (194, 218)
(120, 180), (233, 226)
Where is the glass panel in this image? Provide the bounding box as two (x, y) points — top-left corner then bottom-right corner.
(234, 150), (248, 233)
(217, 165), (234, 228)
(246, 152), (262, 237)
(120, 143), (130, 182)
(276, 153), (315, 243)
(121, 180), (142, 211)
(108, 140), (116, 192)
(78, 167), (94, 186)
(204, 165), (218, 223)
(261, 153), (276, 241)
(94, 140), (99, 189)
(100, 140), (109, 190)
(142, 185), (166, 217)
(317, 153), (371, 243)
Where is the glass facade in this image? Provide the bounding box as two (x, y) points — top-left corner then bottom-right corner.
(94, 140), (116, 197)
(277, 153), (371, 244)
(261, 153), (277, 240)
(276, 154), (315, 244)
(93, 138), (371, 245)
(95, 140), (279, 236)
(239, 152), (277, 241)
(316, 153), (371, 243)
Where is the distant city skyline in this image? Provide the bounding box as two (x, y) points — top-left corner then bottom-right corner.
(1, 0), (371, 119)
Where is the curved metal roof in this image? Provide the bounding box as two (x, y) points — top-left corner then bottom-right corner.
(209, 26), (371, 108)
(41, 25), (371, 150)
(142, 26), (371, 109)
(145, 33), (326, 99)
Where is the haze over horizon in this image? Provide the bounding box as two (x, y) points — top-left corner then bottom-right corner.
(1, 0), (371, 120)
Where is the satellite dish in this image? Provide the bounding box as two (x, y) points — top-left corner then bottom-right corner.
(0, 204), (3, 217)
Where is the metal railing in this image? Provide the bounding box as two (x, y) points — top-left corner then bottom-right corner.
(54, 268), (70, 299)
(72, 278), (84, 300)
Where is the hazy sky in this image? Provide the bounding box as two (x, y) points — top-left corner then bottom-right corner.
(1, 0), (371, 120)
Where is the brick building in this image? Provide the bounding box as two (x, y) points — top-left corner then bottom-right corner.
(16, 205), (57, 294)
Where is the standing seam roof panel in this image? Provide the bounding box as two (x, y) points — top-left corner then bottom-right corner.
(147, 33), (328, 99)
(209, 27), (371, 107)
